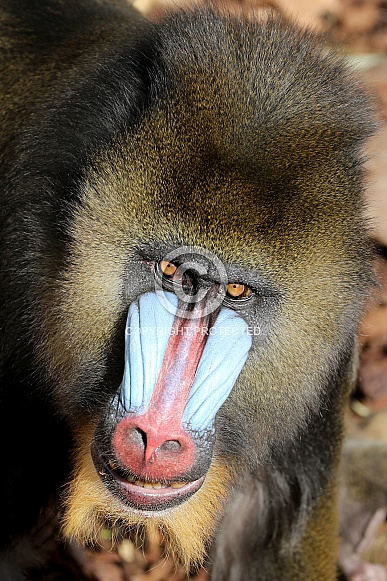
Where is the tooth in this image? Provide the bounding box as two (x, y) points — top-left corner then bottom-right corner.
(170, 482), (185, 489)
(152, 482), (162, 489)
(135, 480), (145, 487)
(143, 483), (155, 489)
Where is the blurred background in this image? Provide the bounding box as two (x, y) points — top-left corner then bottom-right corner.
(31, 1), (387, 580)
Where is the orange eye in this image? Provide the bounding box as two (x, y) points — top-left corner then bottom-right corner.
(226, 283), (253, 299)
(160, 260), (177, 278)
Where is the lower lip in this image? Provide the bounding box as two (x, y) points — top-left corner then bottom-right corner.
(112, 472), (205, 511)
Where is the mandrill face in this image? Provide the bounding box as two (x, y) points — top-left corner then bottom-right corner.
(53, 118), (290, 563)
(59, 220), (266, 565)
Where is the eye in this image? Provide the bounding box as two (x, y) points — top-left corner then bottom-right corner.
(160, 260), (177, 278)
(156, 260), (186, 290)
(226, 283), (253, 300)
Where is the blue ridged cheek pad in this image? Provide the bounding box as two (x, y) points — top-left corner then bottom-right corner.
(118, 292), (252, 431)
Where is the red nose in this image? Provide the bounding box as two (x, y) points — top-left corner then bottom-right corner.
(112, 413), (196, 480)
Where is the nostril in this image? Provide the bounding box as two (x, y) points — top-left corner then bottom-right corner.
(159, 439), (182, 453)
(129, 427), (147, 449)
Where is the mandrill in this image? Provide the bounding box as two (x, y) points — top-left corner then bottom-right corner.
(0, 0), (375, 579)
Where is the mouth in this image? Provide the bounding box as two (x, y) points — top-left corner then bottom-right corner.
(91, 445), (205, 512)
